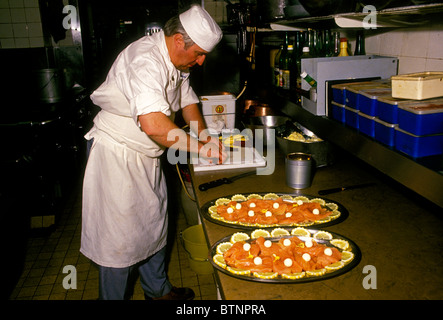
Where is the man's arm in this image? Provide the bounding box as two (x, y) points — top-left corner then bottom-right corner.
(138, 112), (226, 163)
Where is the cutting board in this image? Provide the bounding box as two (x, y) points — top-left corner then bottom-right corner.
(193, 146), (266, 172)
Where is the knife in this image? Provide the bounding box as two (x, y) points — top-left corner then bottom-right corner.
(198, 170), (256, 191)
(318, 182), (376, 196)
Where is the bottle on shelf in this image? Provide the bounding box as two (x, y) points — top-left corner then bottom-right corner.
(274, 45), (283, 87)
(354, 31), (366, 56)
(332, 31), (340, 56)
(278, 34), (289, 88)
(324, 29), (333, 57)
(338, 37), (350, 56)
(300, 46), (312, 59)
(281, 44), (294, 90)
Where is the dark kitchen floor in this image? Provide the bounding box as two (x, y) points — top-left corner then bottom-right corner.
(8, 168), (218, 300)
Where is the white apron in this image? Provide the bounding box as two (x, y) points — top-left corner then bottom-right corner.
(80, 32), (199, 268)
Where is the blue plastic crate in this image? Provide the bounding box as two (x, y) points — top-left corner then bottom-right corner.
(344, 106), (359, 130)
(358, 113), (376, 137)
(358, 88), (392, 116)
(331, 101), (346, 123)
(376, 96), (412, 124)
(374, 117), (396, 147)
(397, 98), (443, 136)
(395, 127), (443, 158)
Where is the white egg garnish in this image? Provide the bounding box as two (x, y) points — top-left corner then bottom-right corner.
(283, 239), (291, 247)
(264, 240), (272, 248)
(227, 207), (234, 214)
(297, 200), (304, 205)
(312, 208), (320, 215)
(273, 202), (279, 209)
(324, 248), (333, 256)
(254, 257), (262, 265)
(284, 258), (293, 267)
(305, 239), (313, 248)
(249, 202), (256, 208)
(248, 210), (255, 217)
(302, 253), (311, 262)
(243, 243), (251, 251)
(265, 211), (272, 217)
(235, 203), (242, 210)
(285, 212), (292, 218)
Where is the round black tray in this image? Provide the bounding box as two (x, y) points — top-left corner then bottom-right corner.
(200, 192), (349, 229)
(210, 228), (361, 284)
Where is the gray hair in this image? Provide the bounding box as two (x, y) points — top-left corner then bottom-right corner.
(163, 15), (195, 49)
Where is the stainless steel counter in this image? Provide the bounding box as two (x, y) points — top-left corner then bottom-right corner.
(190, 148), (443, 300)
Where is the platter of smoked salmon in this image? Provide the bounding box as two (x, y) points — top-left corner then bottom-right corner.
(201, 192), (348, 229)
(210, 227), (360, 283)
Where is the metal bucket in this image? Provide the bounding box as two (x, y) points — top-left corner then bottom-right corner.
(34, 69), (64, 103)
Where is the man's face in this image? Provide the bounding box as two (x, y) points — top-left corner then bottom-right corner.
(173, 41), (208, 72)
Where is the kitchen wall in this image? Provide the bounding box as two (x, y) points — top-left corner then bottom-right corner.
(352, 22), (443, 74)
(0, 0), (75, 49)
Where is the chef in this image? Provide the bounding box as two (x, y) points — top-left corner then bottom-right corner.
(81, 5), (226, 300)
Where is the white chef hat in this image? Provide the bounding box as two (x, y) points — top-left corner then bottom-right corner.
(179, 5), (222, 52)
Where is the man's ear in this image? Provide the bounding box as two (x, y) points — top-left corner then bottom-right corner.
(173, 33), (185, 49)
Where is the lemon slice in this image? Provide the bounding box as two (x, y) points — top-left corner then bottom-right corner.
(230, 232), (250, 243)
(280, 195), (293, 201)
(213, 254), (227, 268)
(216, 242), (233, 254)
(293, 196), (309, 203)
(227, 266), (251, 275)
(325, 261), (344, 272)
(310, 198), (326, 206)
(247, 194), (263, 200)
(215, 198), (231, 206)
(282, 272), (305, 280)
(231, 194), (247, 202)
(341, 251), (354, 264)
(325, 203), (338, 211)
(210, 212), (224, 221)
(253, 272), (278, 279)
(330, 239), (349, 251)
(314, 216), (331, 224)
(295, 221), (314, 227)
(313, 231), (333, 241)
(263, 193), (279, 200)
(306, 268), (326, 277)
(208, 205), (218, 215)
(251, 229), (271, 239)
(271, 228), (290, 237)
(291, 227), (311, 237)
(330, 209), (341, 217)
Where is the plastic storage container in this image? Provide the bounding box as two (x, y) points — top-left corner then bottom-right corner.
(397, 98), (443, 136)
(200, 94), (237, 130)
(376, 96), (412, 124)
(344, 106), (359, 129)
(374, 117), (397, 147)
(346, 82), (391, 110)
(395, 127), (443, 158)
(391, 72), (443, 100)
(358, 112), (376, 137)
(358, 88), (392, 116)
(331, 101), (346, 123)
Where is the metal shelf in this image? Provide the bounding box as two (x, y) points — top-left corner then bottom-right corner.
(280, 98), (443, 208)
(272, 3), (443, 29)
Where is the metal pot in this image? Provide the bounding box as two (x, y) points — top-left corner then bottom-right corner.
(243, 115), (291, 146)
(33, 68), (64, 103)
(276, 123), (336, 167)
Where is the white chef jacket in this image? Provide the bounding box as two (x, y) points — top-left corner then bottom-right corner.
(81, 31), (199, 268)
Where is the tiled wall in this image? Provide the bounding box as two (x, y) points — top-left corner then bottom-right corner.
(204, 0), (228, 24)
(0, 0), (43, 48)
(357, 22), (443, 74)
(0, 0), (74, 49)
